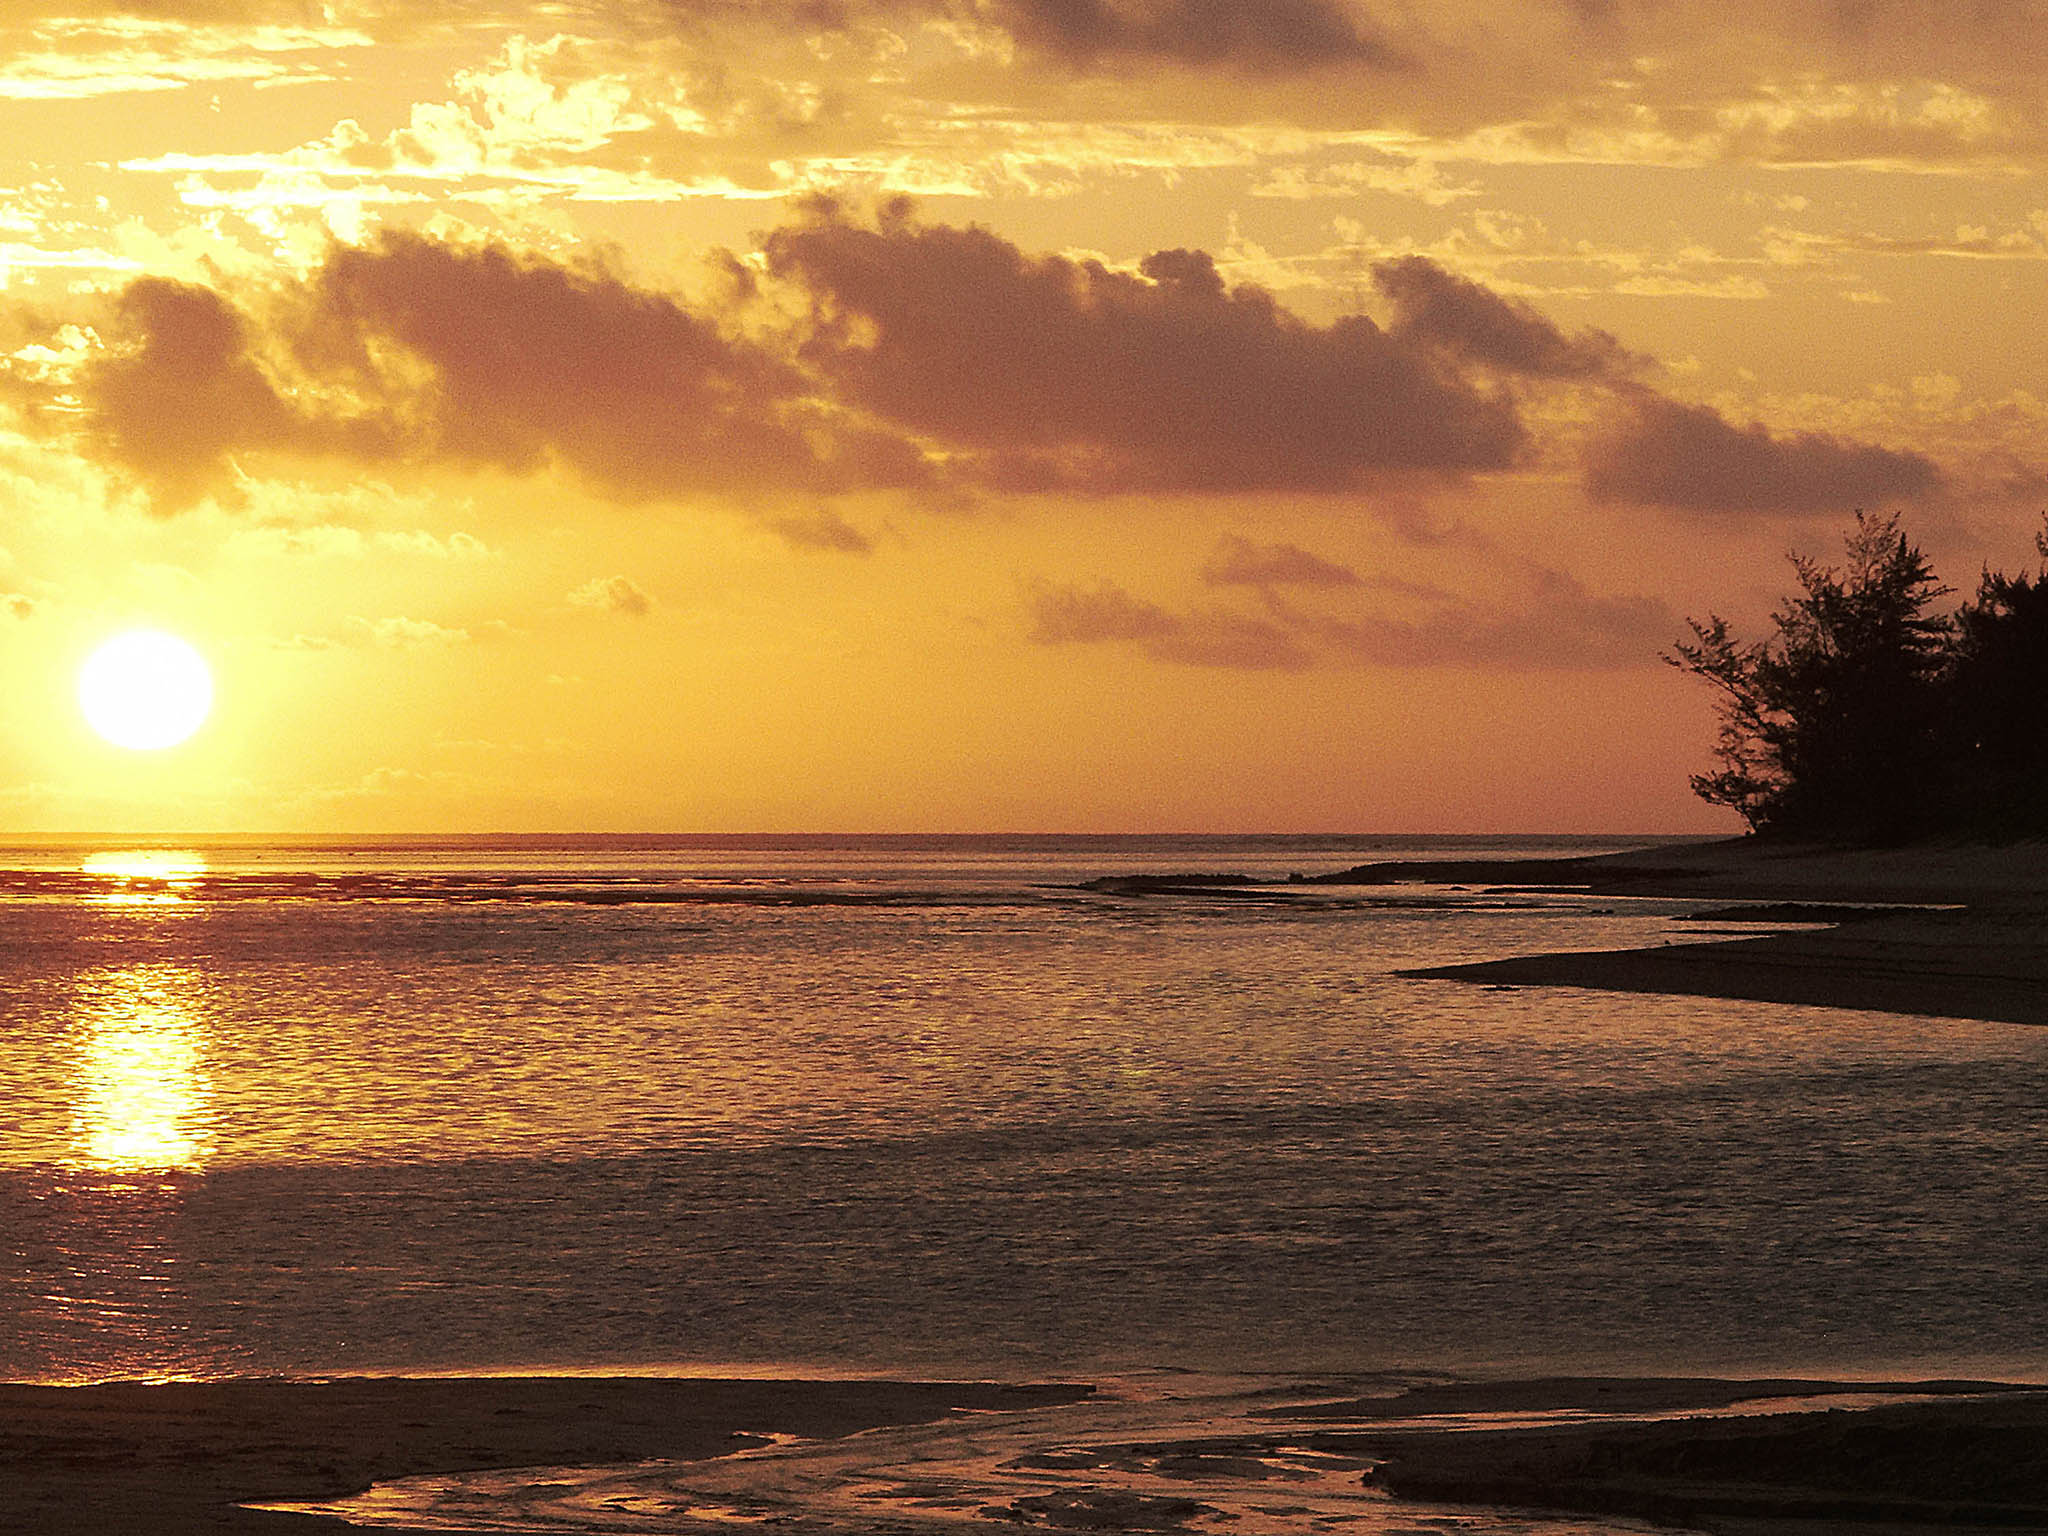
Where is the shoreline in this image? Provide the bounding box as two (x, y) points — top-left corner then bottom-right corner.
(0, 1375), (1088, 1533)
(1345, 1384), (2048, 1533)
(10, 1371), (2048, 1534)
(1321, 837), (2048, 1027)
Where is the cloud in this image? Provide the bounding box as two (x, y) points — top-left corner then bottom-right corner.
(657, 0), (1405, 74)
(1585, 392), (1943, 514)
(1202, 534), (1360, 587)
(82, 277), (352, 509)
(0, 19), (361, 99)
(1028, 579), (1312, 669)
(1251, 156), (1479, 205)
(1030, 562), (1668, 670)
(55, 215), (1878, 530)
(765, 201), (1528, 492)
(1373, 255), (1640, 379)
(969, 0), (1406, 73)
(348, 615), (473, 647)
(1029, 580), (1180, 644)
(375, 529), (491, 559)
(773, 509), (875, 552)
(1300, 565), (1677, 669)
(567, 575), (654, 615)
(63, 231), (931, 506)
(306, 233), (926, 500)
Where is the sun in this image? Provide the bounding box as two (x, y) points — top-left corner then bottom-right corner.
(78, 630), (215, 751)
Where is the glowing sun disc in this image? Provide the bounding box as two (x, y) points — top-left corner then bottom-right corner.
(79, 630), (214, 751)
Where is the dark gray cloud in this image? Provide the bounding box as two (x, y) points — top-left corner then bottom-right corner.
(1374, 256), (1640, 379)
(1302, 565), (1677, 669)
(766, 202), (1527, 493)
(71, 218), (1888, 543)
(1150, 612), (1316, 669)
(68, 233), (928, 507)
(657, 0), (1404, 73)
(61, 220), (1574, 509)
(773, 509), (876, 552)
(978, 0), (1405, 72)
(1033, 563), (1670, 670)
(84, 277), (390, 510)
(306, 233), (928, 501)
(85, 278), (290, 507)
(1202, 534), (1361, 587)
(1028, 580), (1311, 667)
(1584, 392), (1942, 514)
(1029, 580), (1181, 644)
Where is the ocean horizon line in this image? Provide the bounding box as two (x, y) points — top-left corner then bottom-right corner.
(0, 829), (1720, 847)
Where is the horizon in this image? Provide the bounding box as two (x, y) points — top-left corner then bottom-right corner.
(0, 827), (1712, 845)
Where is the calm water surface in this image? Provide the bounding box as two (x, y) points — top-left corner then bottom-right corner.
(4, 834), (2047, 1385)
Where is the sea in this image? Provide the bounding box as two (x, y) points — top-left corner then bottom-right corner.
(6, 832), (2048, 1395)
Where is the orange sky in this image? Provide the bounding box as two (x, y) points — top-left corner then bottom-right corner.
(2, 0), (2043, 833)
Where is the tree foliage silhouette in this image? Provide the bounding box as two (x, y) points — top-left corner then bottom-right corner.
(1671, 510), (1952, 842)
(1947, 524), (2048, 838)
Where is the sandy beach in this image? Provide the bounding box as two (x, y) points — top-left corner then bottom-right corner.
(1318, 837), (2048, 1027)
(11, 1373), (2048, 1535)
(0, 1376), (1091, 1533)
(1337, 1377), (2048, 1531)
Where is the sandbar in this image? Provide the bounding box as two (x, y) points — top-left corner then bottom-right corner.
(1319, 837), (2048, 1027)
(1325, 1376), (2048, 1533)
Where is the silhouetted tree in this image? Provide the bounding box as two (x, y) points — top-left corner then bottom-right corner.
(1946, 519), (2048, 837)
(1670, 510), (1952, 842)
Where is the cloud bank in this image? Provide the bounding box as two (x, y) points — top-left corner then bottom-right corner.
(766, 201), (1527, 492)
(1585, 393), (1942, 514)
(34, 208), (1945, 532)
(1030, 559), (1674, 671)
(50, 212), (1594, 508)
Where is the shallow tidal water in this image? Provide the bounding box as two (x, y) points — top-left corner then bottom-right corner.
(259, 1372), (2003, 1536)
(253, 1371), (1717, 1536)
(5, 834), (2048, 1387)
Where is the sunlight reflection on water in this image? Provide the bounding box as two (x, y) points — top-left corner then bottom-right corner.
(77, 849), (209, 907)
(68, 963), (215, 1174)
(4, 960), (229, 1380)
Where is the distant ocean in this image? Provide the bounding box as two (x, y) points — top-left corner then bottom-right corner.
(6, 833), (2048, 1386)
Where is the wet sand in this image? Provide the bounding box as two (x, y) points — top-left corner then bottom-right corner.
(11, 1373), (2048, 1535)
(1323, 837), (2048, 1027)
(1403, 903), (2048, 1027)
(0, 1376), (1089, 1534)
(1331, 1377), (2048, 1533)
(1315, 836), (2048, 906)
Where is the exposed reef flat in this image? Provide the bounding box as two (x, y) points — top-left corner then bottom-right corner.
(1325, 837), (2048, 1026)
(1314, 836), (2048, 906)
(1404, 903), (2048, 1027)
(1330, 1377), (2048, 1533)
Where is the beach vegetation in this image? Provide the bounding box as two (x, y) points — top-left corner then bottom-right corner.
(1947, 523), (2048, 838)
(1673, 509), (2048, 843)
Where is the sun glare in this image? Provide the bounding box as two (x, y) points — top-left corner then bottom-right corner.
(78, 630), (215, 752)
(69, 963), (214, 1173)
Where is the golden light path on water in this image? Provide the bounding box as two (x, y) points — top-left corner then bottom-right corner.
(79, 849), (209, 906)
(68, 960), (215, 1175)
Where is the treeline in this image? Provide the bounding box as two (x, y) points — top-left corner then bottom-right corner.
(1673, 510), (2048, 844)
